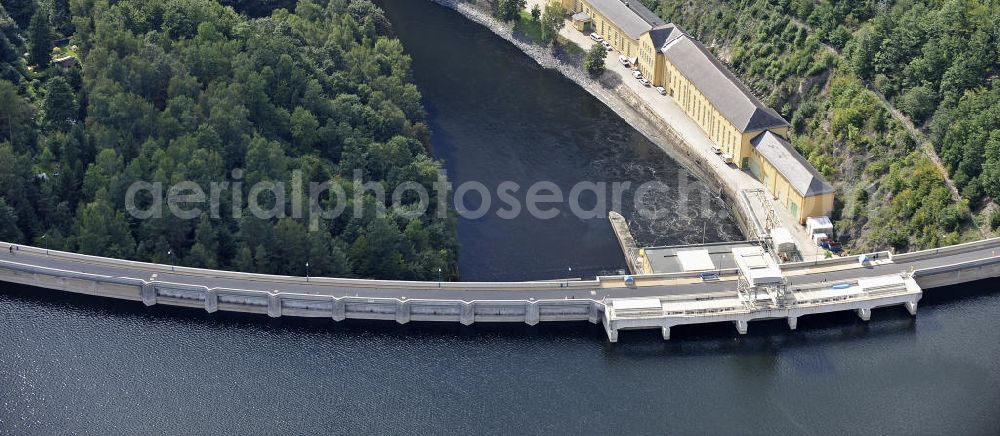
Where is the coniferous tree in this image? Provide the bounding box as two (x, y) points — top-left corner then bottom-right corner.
(51, 0), (71, 35)
(4, 0), (35, 29)
(27, 6), (52, 67)
(0, 80), (33, 148)
(42, 76), (76, 131)
(0, 31), (16, 64)
(0, 197), (23, 242)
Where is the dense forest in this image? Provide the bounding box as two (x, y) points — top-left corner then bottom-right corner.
(0, 0), (458, 280)
(643, 0), (999, 251)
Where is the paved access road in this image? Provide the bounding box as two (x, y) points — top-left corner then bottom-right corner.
(2, 239), (998, 302)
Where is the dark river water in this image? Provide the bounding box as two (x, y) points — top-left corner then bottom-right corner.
(376, 0), (740, 281)
(0, 2), (998, 434)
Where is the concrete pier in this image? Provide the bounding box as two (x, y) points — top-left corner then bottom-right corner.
(735, 320), (749, 335)
(856, 308), (871, 321)
(609, 211), (646, 275)
(396, 300), (411, 324)
(461, 302), (474, 325)
(526, 302), (540, 326)
(205, 289), (218, 313)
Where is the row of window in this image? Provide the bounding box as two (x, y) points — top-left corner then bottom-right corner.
(668, 65), (740, 157)
(579, 3), (632, 57)
(753, 149), (803, 216)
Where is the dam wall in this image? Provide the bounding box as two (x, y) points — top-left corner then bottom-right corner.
(0, 256), (603, 325)
(2, 237), (1000, 342)
(912, 256), (1000, 289)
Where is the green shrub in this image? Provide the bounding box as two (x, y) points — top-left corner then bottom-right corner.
(990, 209), (1000, 230)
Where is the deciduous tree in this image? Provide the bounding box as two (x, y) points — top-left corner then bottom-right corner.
(583, 43), (606, 76)
(540, 1), (565, 43)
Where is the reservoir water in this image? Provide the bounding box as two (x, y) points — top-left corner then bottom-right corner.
(1, 282), (998, 434)
(0, 2), (998, 434)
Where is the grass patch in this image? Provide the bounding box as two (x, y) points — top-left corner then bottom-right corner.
(513, 11), (584, 58)
(559, 37), (584, 56)
(513, 11), (544, 43)
(57, 44), (79, 60)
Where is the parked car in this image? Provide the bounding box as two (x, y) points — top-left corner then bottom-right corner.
(601, 40), (612, 50)
(655, 86), (666, 95)
(590, 32), (603, 42)
(638, 77), (650, 86)
(711, 145), (723, 155)
(632, 70), (643, 79)
(618, 55), (630, 67)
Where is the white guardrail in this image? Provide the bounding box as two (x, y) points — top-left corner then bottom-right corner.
(911, 255), (1000, 277)
(0, 241), (604, 291)
(892, 238), (1000, 263)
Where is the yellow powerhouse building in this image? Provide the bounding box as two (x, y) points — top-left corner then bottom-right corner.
(560, 0), (674, 82)
(560, 0), (834, 223)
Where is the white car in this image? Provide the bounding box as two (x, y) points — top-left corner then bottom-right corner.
(601, 40), (612, 50)
(655, 86), (666, 95)
(632, 70), (643, 79)
(618, 55), (630, 67)
(590, 32), (603, 42)
(638, 78), (650, 86)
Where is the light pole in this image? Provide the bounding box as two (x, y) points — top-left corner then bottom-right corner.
(167, 249), (175, 272)
(40, 233), (48, 254)
(437, 267), (442, 282)
(306, 261), (310, 282)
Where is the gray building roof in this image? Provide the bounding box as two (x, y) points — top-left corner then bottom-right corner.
(647, 24), (683, 49)
(586, 0), (666, 40)
(750, 131), (835, 197)
(662, 35), (789, 132)
(643, 241), (756, 274)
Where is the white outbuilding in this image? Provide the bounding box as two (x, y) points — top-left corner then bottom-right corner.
(769, 228), (797, 254)
(806, 216), (834, 236)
